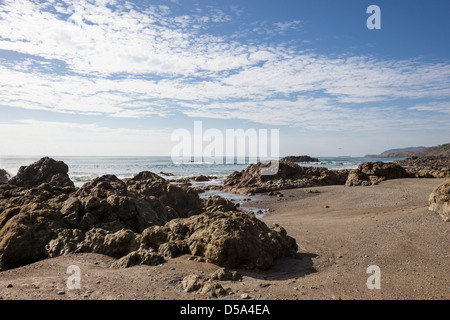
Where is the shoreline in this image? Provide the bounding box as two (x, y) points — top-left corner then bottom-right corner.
(0, 178), (448, 300)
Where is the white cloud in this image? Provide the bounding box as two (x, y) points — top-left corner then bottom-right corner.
(408, 102), (450, 114)
(0, 120), (173, 156)
(0, 0), (449, 136)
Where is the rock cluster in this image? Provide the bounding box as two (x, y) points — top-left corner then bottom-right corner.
(345, 162), (409, 186)
(222, 160), (349, 194)
(428, 179), (450, 222)
(394, 156), (450, 178)
(394, 156), (450, 169)
(0, 158), (298, 271)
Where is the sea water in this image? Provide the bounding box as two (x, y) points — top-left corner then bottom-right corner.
(0, 155), (405, 188)
(0, 155), (404, 218)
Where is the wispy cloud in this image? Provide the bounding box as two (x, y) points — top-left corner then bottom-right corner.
(0, 0), (449, 134)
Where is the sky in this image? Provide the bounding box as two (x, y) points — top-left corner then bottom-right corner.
(0, 0), (449, 157)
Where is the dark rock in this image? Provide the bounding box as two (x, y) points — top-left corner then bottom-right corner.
(281, 155), (320, 163)
(8, 157), (74, 188)
(221, 160), (349, 194)
(0, 169), (11, 184)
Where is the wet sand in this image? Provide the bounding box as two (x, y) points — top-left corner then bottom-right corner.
(0, 178), (448, 300)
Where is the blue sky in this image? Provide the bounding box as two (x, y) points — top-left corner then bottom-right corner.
(0, 0), (449, 156)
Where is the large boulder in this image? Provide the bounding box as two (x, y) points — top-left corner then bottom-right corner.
(428, 179), (450, 222)
(0, 169), (11, 184)
(141, 210), (298, 270)
(346, 162), (408, 186)
(0, 185), (69, 270)
(8, 157), (74, 188)
(222, 160), (348, 194)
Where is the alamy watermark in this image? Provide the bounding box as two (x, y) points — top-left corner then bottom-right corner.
(367, 5), (381, 30)
(66, 265), (81, 290)
(366, 265), (381, 290)
(171, 121), (280, 175)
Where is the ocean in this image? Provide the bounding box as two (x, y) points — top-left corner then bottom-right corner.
(0, 155), (405, 188)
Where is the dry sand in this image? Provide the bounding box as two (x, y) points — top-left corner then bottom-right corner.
(0, 178), (448, 300)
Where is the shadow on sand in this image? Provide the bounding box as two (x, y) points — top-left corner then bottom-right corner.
(237, 252), (318, 281)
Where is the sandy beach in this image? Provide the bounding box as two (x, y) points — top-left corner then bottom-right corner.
(0, 177), (447, 300)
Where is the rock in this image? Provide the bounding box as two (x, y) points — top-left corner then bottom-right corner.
(394, 156), (450, 170)
(199, 282), (228, 298)
(281, 155), (320, 163)
(8, 157), (74, 188)
(110, 248), (164, 268)
(141, 210), (298, 270)
(358, 161), (408, 179)
(77, 228), (141, 258)
(181, 274), (205, 292)
(221, 160), (349, 194)
(0, 158), (298, 273)
(0, 169), (11, 184)
(193, 175), (210, 182)
(158, 172), (174, 177)
(126, 171), (203, 220)
(209, 267), (242, 281)
(428, 179), (450, 222)
(203, 195), (239, 213)
(241, 293), (250, 299)
(345, 162), (408, 187)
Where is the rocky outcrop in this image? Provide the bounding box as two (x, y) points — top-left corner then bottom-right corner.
(221, 160), (349, 194)
(8, 157), (74, 188)
(0, 158), (204, 270)
(202, 195), (239, 213)
(345, 162), (408, 186)
(140, 210), (298, 270)
(0, 158), (298, 272)
(428, 179), (450, 222)
(0, 169), (11, 184)
(394, 156), (450, 178)
(281, 155), (320, 163)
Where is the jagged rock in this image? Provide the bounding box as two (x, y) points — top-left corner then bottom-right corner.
(141, 210), (298, 270)
(110, 248), (164, 268)
(203, 195), (239, 213)
(126, 171), (202, 220)
(199, 282), (228, 297)
(8, 157), (74, 188)
(345, 162), (408, 186)
(77, 228), (141, 258)
(221, 160), (348, 194)
(181, 274), (205, 292)
(428, 179), (450, 222)
(0, 158), (298, 272)
(358, 161), (408, 179)
(0, 169), (11, 184)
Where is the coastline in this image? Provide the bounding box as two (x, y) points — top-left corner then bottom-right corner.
(0, 177), (448, 300)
